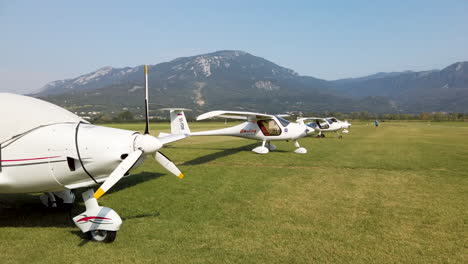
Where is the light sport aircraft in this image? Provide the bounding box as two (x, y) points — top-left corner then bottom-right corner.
(296, 117), (351, 138)
(166, 110), (315, 154)
(0, 65), (187, 242)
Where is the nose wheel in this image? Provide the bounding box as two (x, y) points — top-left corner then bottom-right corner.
(87, 230), (117, 243)
(73, 189), (122, 243)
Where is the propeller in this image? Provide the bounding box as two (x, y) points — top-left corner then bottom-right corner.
(155, 152), (184, 179)
(342, 120), (351, 129)
(94, 150), (143, 199)
(144, 65), (150, 135)
(93, 64), (185, 200)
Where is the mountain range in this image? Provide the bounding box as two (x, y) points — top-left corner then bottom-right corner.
(33, 50), (468, 115)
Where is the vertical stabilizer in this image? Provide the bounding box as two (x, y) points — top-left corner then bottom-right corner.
(160, 108), (191, 135)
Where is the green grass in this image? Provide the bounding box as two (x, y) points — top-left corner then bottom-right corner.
(1, 121), (467, 263)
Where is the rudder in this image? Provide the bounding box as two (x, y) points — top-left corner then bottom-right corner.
(160, 108), (191, 135)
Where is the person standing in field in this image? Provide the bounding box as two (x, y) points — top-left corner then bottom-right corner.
(375, 120), (379, 127)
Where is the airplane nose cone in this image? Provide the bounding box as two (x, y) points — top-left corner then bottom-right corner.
(134, 134), (162, 154)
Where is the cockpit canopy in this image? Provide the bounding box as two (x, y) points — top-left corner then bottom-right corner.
(275, 116), (290, 127)
(326, 118), (338, 124)
(257, 116), (290, 136)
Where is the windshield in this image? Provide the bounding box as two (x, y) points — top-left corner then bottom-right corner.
(310, 120), (329, 129)
(326, 118), (338, 124)
(275, 116), (290, 127)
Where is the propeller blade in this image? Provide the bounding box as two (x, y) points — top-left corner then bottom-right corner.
(94, 150), (143, 199)
(144, 64), (150, 135)
(155, 151), (184, 179)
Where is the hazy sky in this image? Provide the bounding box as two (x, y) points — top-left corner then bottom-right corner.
(1, 0), (467, 93)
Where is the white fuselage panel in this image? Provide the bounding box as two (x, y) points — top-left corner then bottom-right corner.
(0, 93), (86, 144)
(0, 123), (138, 193)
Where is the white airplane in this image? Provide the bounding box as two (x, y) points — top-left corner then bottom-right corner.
(0, 65), (188, 242)
(165, 110), (314, 154)
(296, 117), (351, 138)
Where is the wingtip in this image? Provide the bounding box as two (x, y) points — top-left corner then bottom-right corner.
(178, 173), (185, 179)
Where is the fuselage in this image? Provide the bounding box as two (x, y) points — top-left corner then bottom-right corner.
(0, 123), (141, 193)
(307, 118), (351, 133)
(191, 116), (311, 141)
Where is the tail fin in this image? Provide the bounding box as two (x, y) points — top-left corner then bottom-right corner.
(159, 108), (191, 135)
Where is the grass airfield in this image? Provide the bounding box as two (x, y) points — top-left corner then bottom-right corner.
(0, 121), (466, 263)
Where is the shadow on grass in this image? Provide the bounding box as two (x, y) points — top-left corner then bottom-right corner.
(0, 171), (164, 229)
(106, 171), (165, 195)
(71, 230), (90, 246)
(181, 142), (260, 165)
(0, 196), (76, 228)
(164, 145), (251, 151)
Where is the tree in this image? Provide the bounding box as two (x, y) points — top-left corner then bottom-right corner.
(114, 110), (134, 122)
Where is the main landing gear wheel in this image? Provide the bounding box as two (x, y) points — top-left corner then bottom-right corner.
(87, 230), (117, 243)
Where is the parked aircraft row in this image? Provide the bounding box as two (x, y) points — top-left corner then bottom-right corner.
(0, 65), (350, 242)
(159, 109), (351, 154)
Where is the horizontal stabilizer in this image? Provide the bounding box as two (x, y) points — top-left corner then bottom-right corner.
(158, 132), (171, 137)
(157, 133), (189, 145)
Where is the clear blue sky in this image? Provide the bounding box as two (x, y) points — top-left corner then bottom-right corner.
(1, 0), (467, 93)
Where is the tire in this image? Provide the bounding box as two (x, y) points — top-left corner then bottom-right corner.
(87, 230), (117, 243)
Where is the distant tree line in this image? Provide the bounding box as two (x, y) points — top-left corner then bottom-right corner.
(88, 110), (468, 123)
(300, 111), (468, 121)
(91, 110), (137, 123)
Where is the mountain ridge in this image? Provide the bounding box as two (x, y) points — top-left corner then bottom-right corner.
(34, 51), (468, 114)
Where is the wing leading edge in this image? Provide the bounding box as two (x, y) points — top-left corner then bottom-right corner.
(197, 110), (274, 121)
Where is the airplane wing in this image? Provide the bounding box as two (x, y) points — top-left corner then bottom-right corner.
(158, 108), (192, 112)
(296, 117), (327, 125)
(196, 110), (274, 121)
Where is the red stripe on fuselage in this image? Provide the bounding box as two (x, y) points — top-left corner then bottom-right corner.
(77, 216), (111, 222)
(1, 156), (61, 162)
